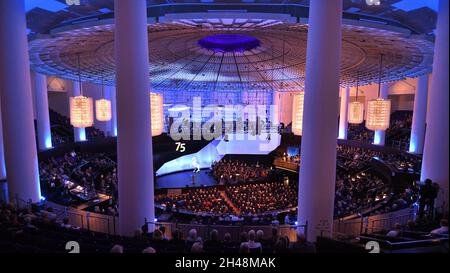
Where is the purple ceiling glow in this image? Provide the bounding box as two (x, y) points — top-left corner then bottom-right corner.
(198, 34), (261, 52)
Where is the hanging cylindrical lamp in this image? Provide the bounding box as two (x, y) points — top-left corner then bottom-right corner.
(292, 91), (305, 136)
(348, 72), (364, 124)
(95, 73), (112, 122)
(150, 92), (164, 136)
(70, 54), (94, 128)
(366, 55), (391, 131)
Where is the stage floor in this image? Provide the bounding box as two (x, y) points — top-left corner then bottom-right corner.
(156, 169), (218, 189)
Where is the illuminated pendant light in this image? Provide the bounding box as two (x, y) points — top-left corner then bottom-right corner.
(150, 92), (164, 136)
(292, 91), (305, 136)
(95, 74), (112, 122)
(348, 72), (364, 124)
(366, 54), (391, 131)
(70, 54), (94, 128)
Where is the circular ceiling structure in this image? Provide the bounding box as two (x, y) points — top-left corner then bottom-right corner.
(28, 9), (434, 102)
(198, 34), (261, 52)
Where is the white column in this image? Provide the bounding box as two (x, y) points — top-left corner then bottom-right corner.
(421, 0), (449, 213)
(115, 0), (155, 236)
(0, 0), (41, 203)
(34, 73), (53, 150)
(272, 91), (280, 125)
(338, 86), (350, 140)
(110, 86), (118, 137)
(373, 83), (389, 145)
(71, 81), (86, 142)
(409, 75), (429, 154)
(297, 0), (342, 242)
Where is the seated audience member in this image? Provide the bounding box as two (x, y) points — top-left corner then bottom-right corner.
(430, 219), (449, 237)
(290, 233), (316, 253)
(159, 226), (169, 240)
(191, 242), (204, 253)
(256, 230), (265, 244)
(269, 228), (279, 246)
(222, 232), (235, 252)
(60, 218), (72, 229)
(273, 237), (289, 253)
(152, 229), (163, 241)
(134, 228), (143, 239)
(386, 223), (402, 237)
(242, 230), (262, 253)
(142, 247), (156, 253)
(21, 217), (38, 232)
(240, 231), (248, 243)
(204, 229), (222, 252)
(186, 228), (202, 251)
(239, 243), (250, 253)
(110, 245), (123, 253)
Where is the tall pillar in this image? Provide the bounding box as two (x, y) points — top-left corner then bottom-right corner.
(338, 86), (350, 140)
(34, 73), (53, 150)
(272, 91), (280, 126)
(297, 0), (342, 242)
(373, 83), (389, 145)
(115, 0), (155, 236)
(421, 0), (449, 213)
(0, 0), (41, 203)
(409, 75), (429, 154)
(71, 81), (86, 142)
(110, 86), (118, 137)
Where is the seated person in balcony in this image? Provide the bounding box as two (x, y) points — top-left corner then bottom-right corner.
(241, 230), (262, 253)
(430, 219), (449, 237)
(386, 223), (402, 237)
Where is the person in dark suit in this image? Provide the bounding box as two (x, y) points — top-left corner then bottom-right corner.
(419, 179), (438, 219)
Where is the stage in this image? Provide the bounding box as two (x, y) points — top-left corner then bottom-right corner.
(155, 169), (218, 189)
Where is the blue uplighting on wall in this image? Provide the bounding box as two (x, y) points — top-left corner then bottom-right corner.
(338, 128), (346, 140)
(76, 128), (87, 142)
(373, 131), (383, 145)
(409, 135), (417, 153)
(45, 136), (53, 149)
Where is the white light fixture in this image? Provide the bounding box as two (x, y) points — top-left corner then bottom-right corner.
(95, 74), (112, 122)
(70, 53), (94, 128)
(96, 99), (112, 122)
(292, 92), (305, 136)
(348, 72), (364, 124)
(150, 92), (164, 136)
(348, 102), (364, 124)
(366, 98), (391, 130)
(70, 96), (94, 128)
(366, 54), (391, 131)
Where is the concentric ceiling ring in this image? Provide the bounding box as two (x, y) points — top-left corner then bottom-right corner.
(29, 18), (434, 94)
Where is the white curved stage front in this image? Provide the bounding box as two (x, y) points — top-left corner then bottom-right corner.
(156, 133), (281, 176)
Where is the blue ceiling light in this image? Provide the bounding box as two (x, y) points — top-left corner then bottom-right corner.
(198, 34), (261, 53)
